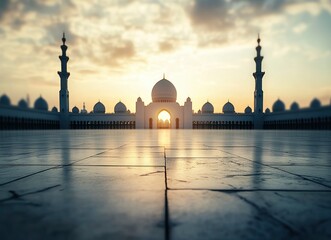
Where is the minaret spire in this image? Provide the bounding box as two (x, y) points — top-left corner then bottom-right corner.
(58, 32), (70, 115)
(62, 32), (66, 44)
(253, 34), (265, 115)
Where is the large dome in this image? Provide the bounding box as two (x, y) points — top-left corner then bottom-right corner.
(151, 78), (177, 102)
(223, 101), (235, 114)
(272, 99), (285, 112)
(114, 101), (127, 113)
(93, 101), (106, 114)
(201, 101), (214, 114)
(34, 96), (48, 111)
(310, 98), (321, 109)
(0, 94), (11, 106)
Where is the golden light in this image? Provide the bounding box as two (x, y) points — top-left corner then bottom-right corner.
(158, 110), (171, 122)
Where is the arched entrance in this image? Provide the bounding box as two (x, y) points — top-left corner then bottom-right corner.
(157, 110), (171, 129)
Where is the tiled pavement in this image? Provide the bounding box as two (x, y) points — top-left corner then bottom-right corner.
(0, 130), (331, 239)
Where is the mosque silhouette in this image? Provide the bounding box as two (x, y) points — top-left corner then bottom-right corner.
(0, 33), (331, 130)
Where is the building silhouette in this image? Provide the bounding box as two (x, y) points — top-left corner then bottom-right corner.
(1, 34), (331, 130)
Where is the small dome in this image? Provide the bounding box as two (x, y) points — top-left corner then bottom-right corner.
(137, 97), (142, 102)
(272, 99), (285, 112)
(151, 78), (177, 102)
(265, 108), (271, 113)
(0, 94), (11, 106)
(198, 109), (201, 114)
(34, 96), (48, 111)
(202, 101), (214, 114)
(93, 101), (105, 114)
(18, 99), (28, 109)
(310, 98), (321, 109)
(290, 102), (299, 111)
(114, 101), (127, 113)
(186, 97), (191, 102)
(51, 107), (58, 112)
(72, 106), (79, 113)
(223, 101), (235, 114)
(244, 106), (252, 114)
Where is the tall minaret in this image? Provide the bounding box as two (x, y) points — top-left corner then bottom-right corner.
(58, 32), (70, 113)
(253, 34), (265, 114)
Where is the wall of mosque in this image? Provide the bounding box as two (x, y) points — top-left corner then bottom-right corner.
(135, 100), (145, 129)
(264, 106), (331, 129)
(69, 113), (136, 129)
(192, 113), (254, 129)
(0, 105), (60, 130)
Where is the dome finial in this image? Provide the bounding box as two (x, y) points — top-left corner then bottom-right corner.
(257, 33), (261, 45)
(163, 73), (165, 79)
(62, 32), (66, 45)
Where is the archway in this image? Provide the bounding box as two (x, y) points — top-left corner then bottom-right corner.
(157, 110), (171, 129)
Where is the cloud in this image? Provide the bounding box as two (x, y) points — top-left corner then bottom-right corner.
(95, 39), (137, 68)
(187, 0), (330, 47)
(43, 22), (78, 45)
(78, 69), (98, 75)
(293, 23), (307, 33)
(159, 40), (177, 52)
(0, 0), (10, 20)
(189, 0), (233, 31)
(0, 0), (76, 31)
(29, 76), (57, 87)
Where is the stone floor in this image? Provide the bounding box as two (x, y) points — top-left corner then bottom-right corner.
(0, 130), (331, 240)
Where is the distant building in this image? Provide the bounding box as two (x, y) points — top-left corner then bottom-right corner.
(1, 34), (331, 130)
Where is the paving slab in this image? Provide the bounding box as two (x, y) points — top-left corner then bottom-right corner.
(166, 157), (329, 190)
(0, 166), (166, 240)
(0, 130), (331, 240)
(168, 190), (331, 240)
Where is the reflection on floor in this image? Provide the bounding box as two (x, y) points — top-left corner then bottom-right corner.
(0, 130), (331, 240)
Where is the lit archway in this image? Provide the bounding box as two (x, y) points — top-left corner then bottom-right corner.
(158, 110), (171, 129)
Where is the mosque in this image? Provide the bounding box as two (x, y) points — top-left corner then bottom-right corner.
(0, 34), (331, 130)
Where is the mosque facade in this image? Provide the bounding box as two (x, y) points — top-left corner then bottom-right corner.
(1, 34), (331, 130)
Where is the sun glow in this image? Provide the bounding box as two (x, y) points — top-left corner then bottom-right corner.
(158, 110), (171, 122)
(158, 110), (171, 129)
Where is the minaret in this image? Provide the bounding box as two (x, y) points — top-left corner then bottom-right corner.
(253, 34), (265, 114)
(58, 32), (70, 113)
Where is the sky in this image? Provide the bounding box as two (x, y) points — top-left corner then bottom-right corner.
(0, 0), (331, 113)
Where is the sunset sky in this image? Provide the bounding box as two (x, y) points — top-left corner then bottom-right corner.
(0, 0), (331, 113)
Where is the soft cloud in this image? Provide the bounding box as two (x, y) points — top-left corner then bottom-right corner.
(0, 0), (10, 20)
(29, 76), (58, 87)
(96, 39), (136, 67)
(159, 40), (177, 52)
(186, 0), (331, 46)
(293, 23), (307, 33)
